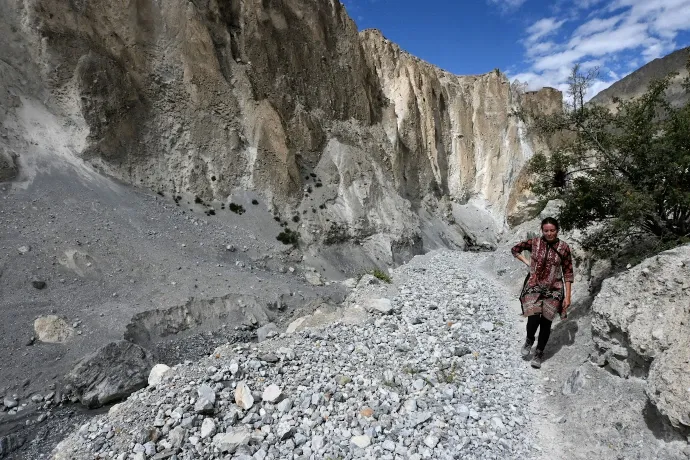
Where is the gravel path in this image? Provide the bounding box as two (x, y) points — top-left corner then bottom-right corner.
(53, 250), (544, 459)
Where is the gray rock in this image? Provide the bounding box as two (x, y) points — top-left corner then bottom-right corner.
(424, 434), (440, 448)
(409, 412), (432, 427)
(277, 398), (293, 412)
(562, 367), (585, 395)
(592, 244), (690, 431)
(213, 427), (250, 453)
(256, 323), (278, 343)
(65, 340), (153, 408)
(200, 418), (216, 439)
(195, 384), (216, 413)
(31, 279), (46, 289)
(363, 298), (393, 315)
(260, 353), (279, 363)
(168, 426), (186, 448)
(311, 435), (325, 451)
(3, 397), (18, 409)
(277, 423), (295, 440)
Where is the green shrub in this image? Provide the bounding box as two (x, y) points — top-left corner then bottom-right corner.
(229, 203), (245, 214)
(277, 228), (299, 246)
(371, 268), (391, 283)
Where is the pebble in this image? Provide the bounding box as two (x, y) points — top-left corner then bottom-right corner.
(49, 251), (541, 460)
(351, 435), (371, 448)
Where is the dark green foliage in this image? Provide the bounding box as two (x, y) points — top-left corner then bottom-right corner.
(252, 199), (259, 205)
(274, 216), (281, 222)
(206, 209), (216, 216)
(194, 196), (203, 204)
(319, 204), (326, 209)
(371, 269), (391, 283)
(211, 175), (216, 181)
(315, 182), (323, 188)
(277, 228), (299, 246)
(157, 191), (164, 197)
(229, 203), (245, 215)
(292, 215), (300, 223)
(521, 59), (690, 260)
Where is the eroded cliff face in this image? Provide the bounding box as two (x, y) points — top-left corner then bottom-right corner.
(3, 0), (561, 262)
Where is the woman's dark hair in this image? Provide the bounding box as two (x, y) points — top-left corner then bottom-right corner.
(541, 217), (560, 231)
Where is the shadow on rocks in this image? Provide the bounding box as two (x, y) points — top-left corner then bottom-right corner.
(543, 320), (579, 361)
(643, 400), (689, 442)
(542, 293), (595, 361)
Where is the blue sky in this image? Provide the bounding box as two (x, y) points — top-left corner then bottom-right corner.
(341, 0), (690, 99)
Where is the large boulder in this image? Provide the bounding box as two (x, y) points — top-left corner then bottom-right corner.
(592, 244), (690, 434)
(66, 340), (154, 408)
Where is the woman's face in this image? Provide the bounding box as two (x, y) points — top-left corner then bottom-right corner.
(542, 223), (558, 241)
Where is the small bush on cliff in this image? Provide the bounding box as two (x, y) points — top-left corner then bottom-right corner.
(520, 60), (690, 260)
(229, 203), (245, 215)
(277, 228), (299, 247)
(371, 269), (391, 283)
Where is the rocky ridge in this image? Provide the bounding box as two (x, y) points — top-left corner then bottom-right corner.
(52, 251), (542, 460)
(1, 0), (561, 266)
(590, 47), (690, 111)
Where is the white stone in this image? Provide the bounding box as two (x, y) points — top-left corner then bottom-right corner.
(480, 321), (494, 332)
(235, 382), (254, 409)
(147, 364), (170, 387)
(351, 435), (371, 449)
(200, 418), (216, 439)
(262, 384), (282, 403)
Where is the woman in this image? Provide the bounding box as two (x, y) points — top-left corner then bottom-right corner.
(511, 217), (574, 369)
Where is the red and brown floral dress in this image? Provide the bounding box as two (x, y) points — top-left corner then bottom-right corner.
(511, 237), (574, 320)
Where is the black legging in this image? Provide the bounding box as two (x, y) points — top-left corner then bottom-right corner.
(526, 314), (552, 351)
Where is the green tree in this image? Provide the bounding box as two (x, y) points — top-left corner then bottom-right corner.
(521, 59), (690, 260)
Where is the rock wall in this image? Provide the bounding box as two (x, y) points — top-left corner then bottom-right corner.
(3, 0), (561, 258)
(592, 245), (690, 437)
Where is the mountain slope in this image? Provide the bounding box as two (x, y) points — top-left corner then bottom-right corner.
(591, 47), (690, 109)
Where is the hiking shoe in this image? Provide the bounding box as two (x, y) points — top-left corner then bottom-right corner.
(531, 349), (545, 369)
(521, 339), (534, 357)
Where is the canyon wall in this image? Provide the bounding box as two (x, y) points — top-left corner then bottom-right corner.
(2, 0), (561, 261)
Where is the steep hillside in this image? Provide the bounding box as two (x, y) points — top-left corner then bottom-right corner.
(3, 0), (559, 263)
(591, 46), (690, 109)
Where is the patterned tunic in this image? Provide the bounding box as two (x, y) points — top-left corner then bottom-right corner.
(511, 237), (574, 320)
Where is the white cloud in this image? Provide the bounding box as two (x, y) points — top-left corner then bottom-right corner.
(572, 15), (622, 37)
(487, 0), (528, 12)
(513, 0), (690, 101)
(526, 18), (567, 43)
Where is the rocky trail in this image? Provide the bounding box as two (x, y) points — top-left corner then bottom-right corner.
(50, 251), (543, 460)
(2, 246), (686, 460)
